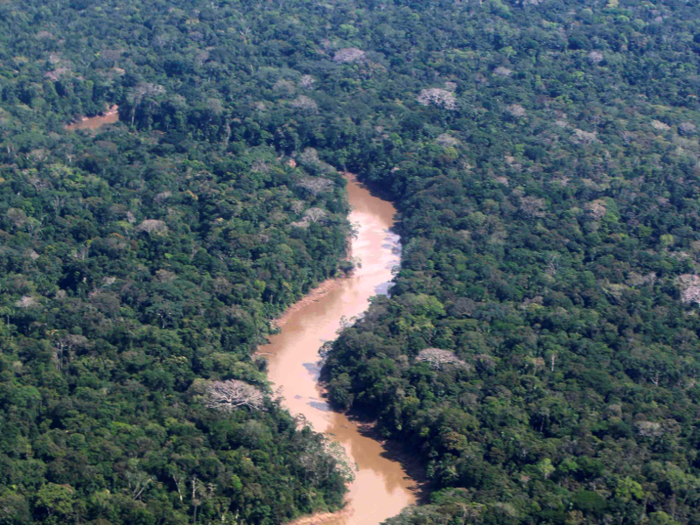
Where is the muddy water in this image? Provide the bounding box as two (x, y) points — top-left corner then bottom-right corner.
(65, 105), (119, 130)
(265, 175), (415, 524)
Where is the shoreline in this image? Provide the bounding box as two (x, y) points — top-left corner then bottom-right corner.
(272, 276), (345, 329)
(272, 172), (358, 330)
(284, 507), (353, 525)
(264, 173), (415, 524)
(65, 105), (119, 129)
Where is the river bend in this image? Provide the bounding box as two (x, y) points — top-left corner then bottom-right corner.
(265, 175), (416, 524)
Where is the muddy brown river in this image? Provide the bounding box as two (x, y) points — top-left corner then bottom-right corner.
(65, 105), (119, 130)
(265, 175), (416, 524)
(64, 106), (415, 521)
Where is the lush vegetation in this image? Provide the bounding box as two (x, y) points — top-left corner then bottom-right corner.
(2, 0), (700, 523)
(320, 2), (700, 525)
(0, 1), (358, 524)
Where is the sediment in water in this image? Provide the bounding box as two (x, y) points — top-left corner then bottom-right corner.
(264, 174), (415, 525)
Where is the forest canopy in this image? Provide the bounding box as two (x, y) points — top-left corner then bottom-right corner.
(1, 0), (700, 524)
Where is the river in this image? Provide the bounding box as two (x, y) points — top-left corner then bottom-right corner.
(264, 174), (416, 524)
(64, 107), (416, 521)
(65, 105), (119, 130)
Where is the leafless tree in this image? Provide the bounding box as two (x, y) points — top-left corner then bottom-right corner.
(679, 122), (697, 136)
(4, 140), (16, 157)
(27, 175), (47, 192)
(298, 176), (334, 196)
(251, 159), (271, 173)
(572, 128), (598, 145)
(205, 380), (264, 412)
(299, 436), (356, 492)
(190, 476), (201, 523)
(435, 133), (461, 147)
(333, 47), (366, 64)
(137, 219), (168, 236)
(585, 199), (607, 220)
(299, 148), (335, 175)
(588, 50), (604, 64)
(416, 348), (470, 371)
(299, 74), (315, 89)
(29, 148), (50, 163)
(290, 199), (306, 214)
(520, 196), (546, 218)
(505, 104), (527, 118)
(546, 254), (560, 276)
(324, 440), (356, 483)
(416, 88), (457, 110)
(300, 147), (321, 166)
(304, 207), (327, 223)
(676, 274), (700, 305)
(206, 97), (224, 116)
(153, 191), (172, 204)
(289, 95), (318, 114)
(273, 79), (296, 96)
(636, 421), (663, 438)
(15, 296), (38, 309)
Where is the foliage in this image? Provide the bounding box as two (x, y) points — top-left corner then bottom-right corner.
(2, 0), (700, 523)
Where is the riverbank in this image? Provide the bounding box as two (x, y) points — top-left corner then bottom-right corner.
(285, 507), (353, 525)
(265, 174), (416, 525)
(273, 278), (343, 328)
(65, 105), (119, 130)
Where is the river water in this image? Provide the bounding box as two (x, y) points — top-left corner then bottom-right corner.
(63, 107), (415, 521)
(65, 105), (119, 130)
(265, 175), (416, 524)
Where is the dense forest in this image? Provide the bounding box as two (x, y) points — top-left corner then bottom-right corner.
(1, 0), (700, 524)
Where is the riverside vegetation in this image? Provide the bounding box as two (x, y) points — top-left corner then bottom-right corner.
(1, 0), (700, 524)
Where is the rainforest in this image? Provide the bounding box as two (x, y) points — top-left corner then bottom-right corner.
(1, 0), (700, 524)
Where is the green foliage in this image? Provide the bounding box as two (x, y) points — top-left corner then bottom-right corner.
(2, 0), (700, 523)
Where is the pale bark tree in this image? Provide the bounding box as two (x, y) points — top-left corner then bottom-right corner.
(505, 104), (527, 118)
(417, 88), (457, 110)
(127, 82), (166, 125)
(333, 48), (366, 64)
(172, 473), (184, 503)
(137, 219), (168, 235)
(298, 176), (334, 196)
(72, 244), (89, 261)
(676, 274), (700, 305)
(205, 380), (264, 412)
(299, 74), (315, 89)
(304, 207), (327, 223)
(289, 95), (318, 114)
(53, 334), (89, 371)
(126, 470), (151, 501)
(416, 348), (470, 370)
(520, 196), (546, 218)
(51, 195), (65, 216)
(15, 296), (38, 309)
(679, 122), (697, 136)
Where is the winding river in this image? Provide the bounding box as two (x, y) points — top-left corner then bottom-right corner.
(265, 174), (416, 524)
(66, 108), (416, 522)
